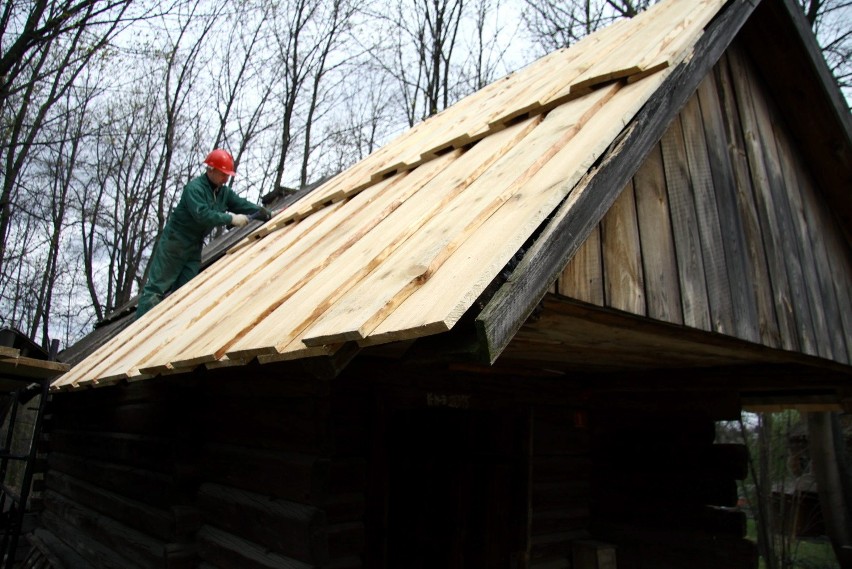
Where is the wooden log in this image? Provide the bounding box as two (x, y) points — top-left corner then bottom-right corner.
(531, 507), (591, 535)
(196, 525), (312, 569)
(201, 444), (329, 505)
(530, 530), (592, 561)
(326, 521), (366, 562)
(197, 483), (326, 564)
(199, 397), (331, 455)
(45, 470), (179, 541)
(41, 510), (147, 569)
(572, 540), (617, 569)
(42, 491), (169, 569)
(47, 452), (178, 509)
(48, 430), (175, 473)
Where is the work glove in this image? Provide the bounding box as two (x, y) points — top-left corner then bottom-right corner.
(231, 213), (249, 228)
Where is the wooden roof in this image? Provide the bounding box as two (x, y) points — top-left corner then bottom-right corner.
(54, 0), (840, 390)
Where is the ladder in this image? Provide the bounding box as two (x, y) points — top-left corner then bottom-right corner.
(0, 379), (50, 569)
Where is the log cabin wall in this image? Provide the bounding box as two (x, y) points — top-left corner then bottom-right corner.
(42, 366), (368, 569)
(557, 41), (852, 366)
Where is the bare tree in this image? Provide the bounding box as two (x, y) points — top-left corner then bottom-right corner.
(521, 0), (653, 53)
(0, 0), (133, 280)
(365, 0), (466, 127)
(797, 0), (852, 100)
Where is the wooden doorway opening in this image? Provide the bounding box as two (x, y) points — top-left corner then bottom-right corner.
(378, 404), (529, 568)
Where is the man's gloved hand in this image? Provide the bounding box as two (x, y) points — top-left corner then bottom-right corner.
(231, 213), (250, 228)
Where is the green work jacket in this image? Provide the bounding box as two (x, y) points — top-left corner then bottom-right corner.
(163, 173), (261, 246)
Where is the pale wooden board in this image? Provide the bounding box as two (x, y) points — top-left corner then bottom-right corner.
(148, 157), (456, 372)
(230, 0), (728, 255)
(572, 0), (725, 92)
(58, 213), (327, 387)
(0, 346), (20, 358)
(362, 76), (668, 346)
(602, 180), (646, 315)
(302, 84), (623, 347)
(222, 118), (543, 359)
(558, 224), (604, 306)
(130, 199), (360, 375)
(660, 114), (712, 332)
(51, 231), (268, 388)
(679, 93), (734, 336)
(713, 51), (780, 348)
(632, 144), (683, 324)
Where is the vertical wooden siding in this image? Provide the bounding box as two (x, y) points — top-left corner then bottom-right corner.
(557, 42), (852, 365)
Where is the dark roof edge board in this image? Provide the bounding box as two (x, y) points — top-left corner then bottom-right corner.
(475, 0), (758, 364)
(739, 0), (852, 251)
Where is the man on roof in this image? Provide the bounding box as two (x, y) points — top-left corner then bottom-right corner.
(135, 148), (271, 319)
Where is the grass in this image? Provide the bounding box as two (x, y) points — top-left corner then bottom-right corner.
(746, 519), (839, 569)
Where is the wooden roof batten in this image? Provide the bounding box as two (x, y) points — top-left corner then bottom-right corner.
(53, 0), (824, 391)
(476, 0), (759, 364)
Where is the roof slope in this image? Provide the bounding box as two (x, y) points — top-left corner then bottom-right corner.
(53, 0), (738, 389)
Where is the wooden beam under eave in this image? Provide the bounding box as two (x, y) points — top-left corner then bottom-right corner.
(475, 0), (759, 364)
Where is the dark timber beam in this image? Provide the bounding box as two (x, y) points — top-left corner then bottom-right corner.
(475, 0), (761, 364)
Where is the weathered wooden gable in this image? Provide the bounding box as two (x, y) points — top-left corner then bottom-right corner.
(556, 43), (852, 365)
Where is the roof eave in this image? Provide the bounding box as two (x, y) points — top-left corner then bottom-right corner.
(475, 0), (760, 364)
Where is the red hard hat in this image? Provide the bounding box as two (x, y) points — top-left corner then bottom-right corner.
(203, 148), (236, 176)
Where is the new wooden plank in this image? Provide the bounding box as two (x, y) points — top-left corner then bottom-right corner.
(660, 115), (712, 331)
(602, 180), (645, 316)
(144, 155), (456, 372)
(63, 204), (339, 386)
(557, 225), (604, 306)
(475, 0), (759, 363)
(712, 52), (780, 348)
(480, 20), (635, 131)
(727, 47), (807, 353)
(570, 0), (719, 92)
(364, 78), (664, 346)
(52, 228), (271, 388)
(632, 144), (682, 324)
(679, 92), (735, 335)
(400, 48), (574, 165)
(82, 200), (344, 384)
(303, 83), (625, 347)
(626, 0), (729, 83)
(216, 119), (542, 361)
